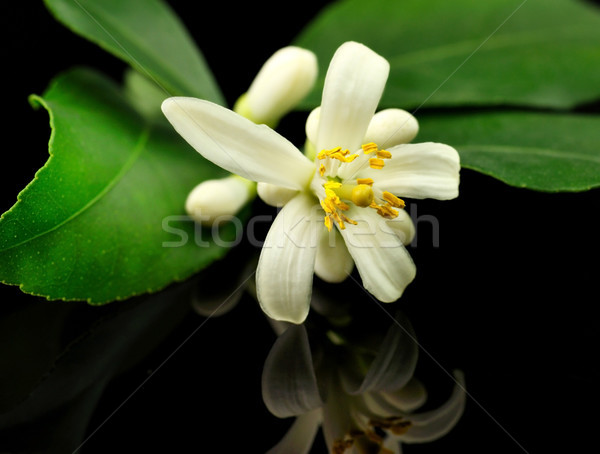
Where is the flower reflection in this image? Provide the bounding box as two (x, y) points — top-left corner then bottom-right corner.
(262, 295), (465, 454)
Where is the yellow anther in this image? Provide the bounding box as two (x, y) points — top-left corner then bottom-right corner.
(351, 184), (374, 207)
(362, 142), (378, 154)
(341, 213), (358, 225)
(331, 152), (358, 163)
(369, 417), (412, 436)
(332, 439), (354, 454)
(369, 158), (385, 169)
(317, 146), (341, 160)
(376, 149), (392, 159)
(320, 199), (334, 214)
(382, 191), (405, 208)
(337, 200), (350, 211)
(356, 178), (374, 186)
(324, 215), (333, 232)
(319, 164), (326, 176)
(370, 202), (399, 219)
(324, 181), (342, 189)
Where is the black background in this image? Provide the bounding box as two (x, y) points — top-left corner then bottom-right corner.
(1, 1), (599, 453)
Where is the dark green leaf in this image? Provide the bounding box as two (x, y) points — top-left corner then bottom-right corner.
(296, 0), (600, 109)
(418, 111), (600, 192)
(0, 68), (240, 303)
(44, 0), (224, 104)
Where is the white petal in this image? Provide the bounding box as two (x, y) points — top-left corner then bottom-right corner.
(257, 182), (299, 207)
(267, 409), (322, 454)
(243, 46), (318, 126)
(345, 312), (418, 395)
(337, 207), (416, 303)
(161, 97), (314, 189)
(401, 371), (466, 443)
(256, 194), (321, 324)
(364, 109), (419, 147)
(262, 325), (323, 418)
(358, 142), (460, 200)
(381, 378), (428, 413)
(383, 437), (403, 454)
(316, 42), (390, 153)
(314, 228), (354, 283)
(385, 209), (415, 246)
(321, 377), (356, 451)
(360, 378), (428, 418)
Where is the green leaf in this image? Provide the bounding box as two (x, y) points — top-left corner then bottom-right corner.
(0, 68), (240, 303)
(44, 0), (224, 104)
(123, 69), (168, 121)
(295, 0), (600, 109)
(417, 111), (600, 192)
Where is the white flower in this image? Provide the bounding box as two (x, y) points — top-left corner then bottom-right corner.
(262, 316), (466, 454)
(185, 175), (255, 226)
(161, 41), (460, 324)
(233, 46), (318, 127)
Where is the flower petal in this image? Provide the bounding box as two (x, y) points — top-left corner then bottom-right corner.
(385, 209), (415, 246)
(401, 371), (466, 443)
(383, 437), (404, 454)
(337, 207), (416, 303)
(161, 97), (314, 189)
(316, 42), (390, 153)
(266, 409), (322, 454)
(314, 228), (354, 283)
(262, 324), (323, 418)
(357, 142), (460, 200)
(380, 378), (428, 413)
(256, 194), (320, 323)
(343, 312), (418, 395)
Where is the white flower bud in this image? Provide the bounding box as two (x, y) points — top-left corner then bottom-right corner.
(364, 108), (419, 147)
(257, 182), (298, 207)
(304, 106), (321, 146)
(185, 176), (255, 226)
(234, 46), (318, 127)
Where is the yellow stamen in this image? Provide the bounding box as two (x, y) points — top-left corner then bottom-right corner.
(330, 151), (358, 163)
(317, 146), (340, 160)
(370, 417), (412, 436)
(351, 184), (374, 207)
(340, 213), (358, 225)
(319, 164), (326, 176)
(332, 439), (354, 454)
(337, 200), (350, 211)
(318, 146), (359, 163)
(382, 191), (405, 208)
(369, 158), (385, 169)
(324, 181), (342, 189)
(376, 149), (392, 159)
(362, 142), (378, 154)
(324, 215), (333, 232)
(370, 202), (399, 219)
(356, 178), (374, 186)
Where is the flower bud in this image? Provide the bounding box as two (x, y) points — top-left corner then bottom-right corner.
(257, 182), (298, 207)
(234, 46), (318, 127)
(185, 176), (255, 226)
(364, 108), (419, 147)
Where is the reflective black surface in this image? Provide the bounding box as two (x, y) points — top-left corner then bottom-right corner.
(2, 2), (599, 453)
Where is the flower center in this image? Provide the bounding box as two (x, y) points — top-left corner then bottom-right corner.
(318, 143), (406, 232)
